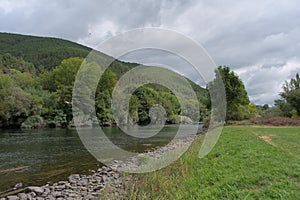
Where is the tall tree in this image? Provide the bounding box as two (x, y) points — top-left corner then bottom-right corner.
(276, 73), (300, 116)
(208, 66), (250, 121)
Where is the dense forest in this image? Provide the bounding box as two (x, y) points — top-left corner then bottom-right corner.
(0, 32), (91, 70)
(0, 33), (209, 128)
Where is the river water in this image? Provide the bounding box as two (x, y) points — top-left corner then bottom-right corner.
(0, 125), (200, 193)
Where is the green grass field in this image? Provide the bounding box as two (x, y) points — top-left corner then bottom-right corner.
(126, 126), (300, 199)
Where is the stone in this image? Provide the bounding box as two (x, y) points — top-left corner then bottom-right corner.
(64, 183), (72, 189)
(85, 194), (98, 200)
(26, 194), (33, 200)
(93, 185), (103, 191)
(14, 182), (23, 189)
(27, 186), (44, 194)
(58, 181), (67, 185)
(17, 193), (27, 200)
(27, 192), (36, 197)
(43, 188), (50, 195)
(51, 191), (63, 198)
(45, 195), (55, 200)
(55, 184), (66, 190)
(6, 196), (19, 200)
(68, 174), (79, 180)
(102, 175), (109, 183)
(67, 193), (78, 198)
(77, 179), (88, 186)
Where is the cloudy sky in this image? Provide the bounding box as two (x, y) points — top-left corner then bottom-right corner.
(1, 0), (300, 105)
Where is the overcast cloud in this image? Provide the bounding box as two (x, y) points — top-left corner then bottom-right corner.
(1, 0), (300, 105)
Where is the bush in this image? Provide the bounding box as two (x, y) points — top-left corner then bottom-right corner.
(249, 117), (300, 126)
(262, 107), (283, 117)
(21, 115), (45, 129)
(226, 120), (254, 126)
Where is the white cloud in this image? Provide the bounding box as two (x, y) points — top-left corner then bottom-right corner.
(236, 60), (300, 105)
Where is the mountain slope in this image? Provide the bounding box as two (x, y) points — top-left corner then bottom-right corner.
(0, 32), (209, 128)
(0, 32), (92, 70)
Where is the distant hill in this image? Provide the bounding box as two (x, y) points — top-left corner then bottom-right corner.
(0, 32), (208, 104)
(0, 32), (93, 70)
(0, 32), (208, 98)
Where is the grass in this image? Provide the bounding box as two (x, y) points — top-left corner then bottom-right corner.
(123, 126), (300, 199)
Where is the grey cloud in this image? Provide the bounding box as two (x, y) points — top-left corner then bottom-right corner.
(1, 0), (300, 104)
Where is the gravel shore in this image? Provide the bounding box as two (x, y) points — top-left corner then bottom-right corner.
(1, 136), (196, 200)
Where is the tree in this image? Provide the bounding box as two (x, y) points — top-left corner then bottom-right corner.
(208, 66), (250, 121)
(275, 73), (300, 117)
(95, 69), (118, 126)
(262, 104), (269, 110)
(285, 88), (300, 115)
(0, 53), (36, 74)
(51, 57), (84, 123)
(0, 73), (33, 127)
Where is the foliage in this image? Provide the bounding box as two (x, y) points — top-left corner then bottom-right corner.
(21, 115), (45, 129)
(0, 32), (92, 70)
(249, 116), (300, 126)
(275, 72), (300, 117)
(0, 53), (36, 74)
(0, 73), (33, 127)
(261, 107), (283, 117)
(0, 33), (210, 128)
(208, 66), (253, 121)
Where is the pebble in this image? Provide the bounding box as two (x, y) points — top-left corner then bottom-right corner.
(6, 196), (19, 200)
(13, 183), (23, 190)
(17, 193), (27, 200)
(27, 187), (44, 195)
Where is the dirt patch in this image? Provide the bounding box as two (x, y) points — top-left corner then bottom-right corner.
(258, 135), (276, 146)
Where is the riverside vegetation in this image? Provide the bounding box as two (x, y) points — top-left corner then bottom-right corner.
(0, 32), (209, 129)
(1, 32), (299, 129)
(1, 32), (300, 199)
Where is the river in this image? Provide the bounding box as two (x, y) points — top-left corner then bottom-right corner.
(0, 125), (200, 193)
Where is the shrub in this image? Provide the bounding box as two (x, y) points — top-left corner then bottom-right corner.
(249, 117), (300, 126)
(21, 115), (45, 129)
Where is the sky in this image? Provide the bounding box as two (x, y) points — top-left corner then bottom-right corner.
(1, 0), (300, 105)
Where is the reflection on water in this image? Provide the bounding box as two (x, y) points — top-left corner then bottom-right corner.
(0, 125), (200, 192)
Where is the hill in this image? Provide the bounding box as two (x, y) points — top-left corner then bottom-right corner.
(0, 32), (209, 128)
(0, 32), (92, 70)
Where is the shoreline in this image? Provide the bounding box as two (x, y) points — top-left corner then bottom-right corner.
(1, 135), (198, 200)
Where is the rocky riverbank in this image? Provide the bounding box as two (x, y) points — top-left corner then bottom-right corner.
(1, 165), (128, 200)
(1, 135), (196, 200)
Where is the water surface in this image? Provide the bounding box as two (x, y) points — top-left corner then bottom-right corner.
(0, 125), (199, 193)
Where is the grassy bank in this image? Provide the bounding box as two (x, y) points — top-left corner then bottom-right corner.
(124, 126), (300, 199)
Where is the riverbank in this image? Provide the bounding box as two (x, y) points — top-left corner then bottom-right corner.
(1, 166), (124, 200)
(0, 125), (202, 195)
(3, 126), (300, 199)
(0, 134), (197, 199)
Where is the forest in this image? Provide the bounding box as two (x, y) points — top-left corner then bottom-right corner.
(0, 33), (210, 128)
(0, 32), (299, 128)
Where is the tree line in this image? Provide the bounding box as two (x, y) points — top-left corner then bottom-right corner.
(2, 33), (298, 129)
(0, 54), (210, 128)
